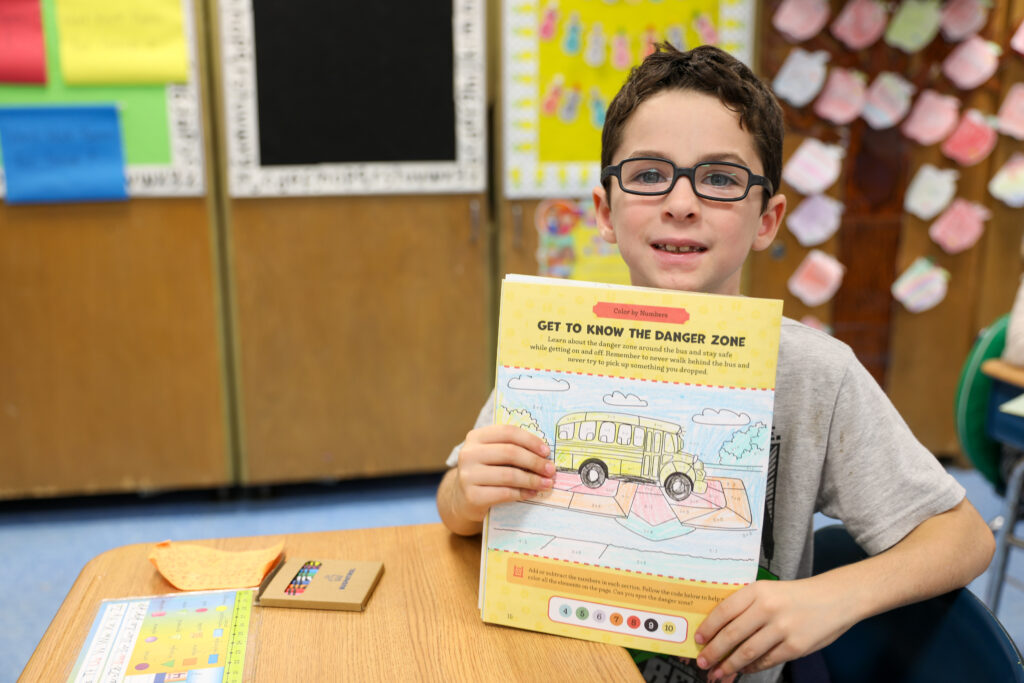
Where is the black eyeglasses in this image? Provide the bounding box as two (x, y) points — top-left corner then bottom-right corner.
(601, 157), (773, 201)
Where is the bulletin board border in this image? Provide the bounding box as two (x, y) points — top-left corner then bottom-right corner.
(219, 0), (487, 197)
(502, 0), (757, 199)
(0, 0), (206, 199)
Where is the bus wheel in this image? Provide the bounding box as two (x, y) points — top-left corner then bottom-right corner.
(664, 473), (693, 501)
(579, 461), (607, 488)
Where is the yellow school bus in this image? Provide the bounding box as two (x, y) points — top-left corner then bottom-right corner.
(553, 411), (707, 501)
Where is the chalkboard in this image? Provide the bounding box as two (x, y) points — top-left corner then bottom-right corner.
(219, 0), (486, 196)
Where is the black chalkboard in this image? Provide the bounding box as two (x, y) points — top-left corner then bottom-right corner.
(251, 1), (456, 166)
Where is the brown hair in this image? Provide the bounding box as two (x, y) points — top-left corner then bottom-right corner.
(601, 44), (784, 211)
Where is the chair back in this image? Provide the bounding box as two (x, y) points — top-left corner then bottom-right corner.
(955, 314), (1009, 491)
(812, 524), (1024, 683)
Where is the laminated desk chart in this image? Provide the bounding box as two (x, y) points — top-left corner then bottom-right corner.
(67, 589), (254, 683)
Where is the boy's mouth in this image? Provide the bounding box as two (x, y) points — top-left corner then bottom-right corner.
(654, 243), (706, 254)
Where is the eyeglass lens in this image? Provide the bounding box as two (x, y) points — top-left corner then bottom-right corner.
(619, 159), (751, 198)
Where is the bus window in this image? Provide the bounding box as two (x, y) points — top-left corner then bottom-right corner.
(633, 426), (646, 448)
(664, 433), (677, 453)
(579, 421), (596, 440)
(617, 423), (631, 445)
(653, 431), (662, 453)
(558, 422), (575, 440)
(599, 421), (616, 443)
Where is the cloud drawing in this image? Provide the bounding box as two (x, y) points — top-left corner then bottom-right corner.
(603, 391), (648, 407)
(692, 408), (751, 426)
(507, 375), (571, 392)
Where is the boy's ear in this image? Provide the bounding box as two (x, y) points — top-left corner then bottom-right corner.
(752, 193), (787, 252)
(593, 184), (617, 244)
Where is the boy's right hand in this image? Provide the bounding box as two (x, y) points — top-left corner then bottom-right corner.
(451, 424), (555, 524)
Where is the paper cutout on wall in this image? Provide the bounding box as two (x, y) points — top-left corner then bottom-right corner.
(862, 72), (915, 129)
(940, 0), (991, 42)
(989, 153), (1024, 208)
(997, 83), (1024, 141)
(799, 314), (832, 334)
(786, 194), (845, 247)
(772, 48), (829, 108)
(0, 0), (47, 83)
(891, 257), (949, 313)
(782, 138), (845, 195)
(941, 36), (1000, 91)
(901, 89), (960, 145)
(788, 249), (845, 307)
(885, 0), (942, 54)
(772, 0), (830, 43)
(0, 104), (128, 204)
(535, 198), (630, 285)
(928, 198), (991, 254)
(905, 163), (958, 219)
(831, 0), (888, 51)
(813, 67), (866, 125)
(941, 109), (997, 166)
(1013, 18), (1024, 56)
(55, 0), (189, 85)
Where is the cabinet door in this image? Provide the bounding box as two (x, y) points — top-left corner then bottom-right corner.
(0, 200), (231, 498)
(228, 196), (491, 483)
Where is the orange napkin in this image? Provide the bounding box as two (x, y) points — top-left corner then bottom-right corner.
(148, 540), (285, 590)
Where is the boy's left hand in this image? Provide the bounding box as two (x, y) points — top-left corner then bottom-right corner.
(693, 577), (853, 680)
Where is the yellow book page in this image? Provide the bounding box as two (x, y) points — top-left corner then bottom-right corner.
(148, 540), (284, 590)
(56, 0), (189, 85)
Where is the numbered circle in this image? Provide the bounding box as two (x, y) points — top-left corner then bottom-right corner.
(663, 621), (676, 634)
(644, 618), (659, 632)
(627, 615), (641, 629)
(593, 610), (606, 623)
(558, 604), (572, 618)
(575, 606), (589, 620)
(610, 612), (623, 626)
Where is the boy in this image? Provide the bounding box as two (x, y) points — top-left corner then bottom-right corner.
(437, 45), (994, 682)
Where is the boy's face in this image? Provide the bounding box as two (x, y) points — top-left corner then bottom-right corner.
(594, 89), (786, 296)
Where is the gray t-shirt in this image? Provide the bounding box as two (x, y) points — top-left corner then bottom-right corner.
(447, 317), (965, 682)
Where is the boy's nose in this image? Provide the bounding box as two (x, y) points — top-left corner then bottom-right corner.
(662, 176), (701, 220)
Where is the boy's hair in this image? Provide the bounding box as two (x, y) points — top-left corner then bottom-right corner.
(601, 44), (784, 211)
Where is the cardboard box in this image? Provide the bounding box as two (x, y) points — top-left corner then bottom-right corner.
(258, 558), (384, 611)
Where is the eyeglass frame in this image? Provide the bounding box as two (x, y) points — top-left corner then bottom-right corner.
(600, 157), (774, 203)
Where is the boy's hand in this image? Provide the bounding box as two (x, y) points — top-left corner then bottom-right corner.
(444, 424), (554, 530)
(693, 577), (853, 680)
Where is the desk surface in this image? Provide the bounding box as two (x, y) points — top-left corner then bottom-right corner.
(24, 523), (643, 681)
(983, 358), (1024, 388)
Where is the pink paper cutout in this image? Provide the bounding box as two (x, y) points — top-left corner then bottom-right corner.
(831, 0), (888, 51)
(901, 90), (960, 145)
(799, 315), (832, 334)
(905, 164), (958, 220)
(941, 109), (997, 166)
(1013, 19), (1024, 56)
(786, 194), (845, 247)
(788, 249), (845, 307)
(928, 198), (991, 254)
(997, 83), (1024, 141)
(813, 68), (866, 124)
(862, 72), (915, 129)
(773, 0), (831, 43)
(989, 153), (1024, 208)
(891, 258), (949, 314)
(940, 0), (990, 42)
(942, 36), (1000, 90)
(782, 138), (845, 195)
(772, 48), (830, 107)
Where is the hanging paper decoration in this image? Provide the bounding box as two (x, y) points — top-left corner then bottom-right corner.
(772, 48), (830, 108)
(772, 0), (831, 43)
(904, 163), (958, 219)
(786, 194), (845, 247)
(1013, 18), (1024, 56)
(901, 89), (960, 145)
(942, 36), (1001, 90)
(813, 67), (866, 124)
(989, 153), (1024, 208)
(928, 198), (991, 254)
(997, 83), (1024, 141)
(861, 72), (915, 129)
(788, 249), (846, 307)
(535, 198), (630, 284)
(799, 315), (833, 334)
(892, 257), (950, 313)
(831, 0), (888, 51)
(939, 0), (991, 42)
(782, 138), (845, 195)
(884, 0), (943, 54)
(941, 109), (997, 166)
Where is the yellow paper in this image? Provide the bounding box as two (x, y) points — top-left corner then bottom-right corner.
(56, 0), (189, 85)
(148, 540), (285, 591)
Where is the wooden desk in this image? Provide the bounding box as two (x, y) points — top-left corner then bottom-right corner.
(23, 524), (643, 681)
(982, 358), (1024, 389)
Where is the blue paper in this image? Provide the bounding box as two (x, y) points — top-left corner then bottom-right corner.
(0, 105), (128, 203)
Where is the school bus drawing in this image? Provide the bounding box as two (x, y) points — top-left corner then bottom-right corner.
(553, 411), (707, 501)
